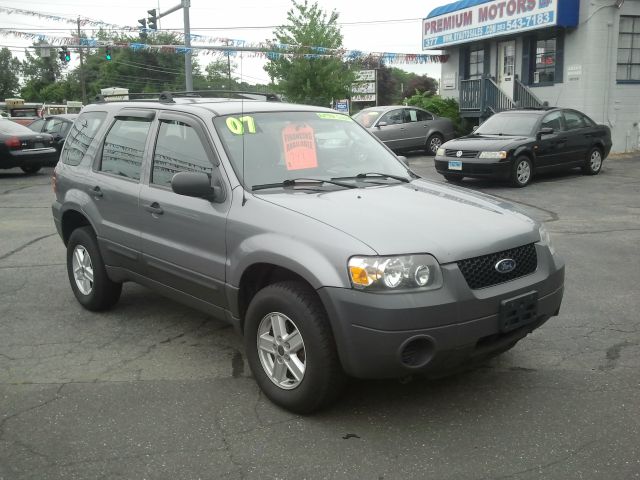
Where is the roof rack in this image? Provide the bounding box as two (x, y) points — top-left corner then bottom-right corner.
(92, 90), (280, 104)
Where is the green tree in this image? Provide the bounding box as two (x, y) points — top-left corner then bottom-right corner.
(21, 41), (66, 101)
(264, 0), (354, 106)
(0, 48), (21, 99)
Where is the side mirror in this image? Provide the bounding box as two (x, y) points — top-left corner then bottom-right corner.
(171, 172), (217, 200)
(377, 121), (388, 128)
(537, 127), (554, 140)
(397, 155), (408, 166)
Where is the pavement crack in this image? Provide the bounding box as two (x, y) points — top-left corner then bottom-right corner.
(0, 233), (57, 261)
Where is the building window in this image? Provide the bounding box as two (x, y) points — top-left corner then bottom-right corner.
(469, 48), (484, 79)
(617, 16), (640, 82)
(534, 38), (555, 84)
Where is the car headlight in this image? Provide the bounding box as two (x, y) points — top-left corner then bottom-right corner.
(478, 151), (508, 159)
(348, 254), (443, 291)
(436, 147), (445, 156)
(538, 225), (556, 255)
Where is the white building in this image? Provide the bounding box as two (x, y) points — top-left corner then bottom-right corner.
(424, 0), (640, 152)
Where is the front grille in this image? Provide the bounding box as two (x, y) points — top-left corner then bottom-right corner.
(445, 149), (478, 158)
(457, 244), (537, 289)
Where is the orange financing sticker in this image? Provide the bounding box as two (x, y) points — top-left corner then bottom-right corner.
(282, 123), (318, 171)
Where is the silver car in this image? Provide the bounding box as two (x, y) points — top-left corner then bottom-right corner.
(52, 95), (564, 413)
(354, 105), (455, 155)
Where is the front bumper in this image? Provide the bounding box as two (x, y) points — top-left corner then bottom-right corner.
(434, 156), (511, 180)
(318, 245), (564, 379)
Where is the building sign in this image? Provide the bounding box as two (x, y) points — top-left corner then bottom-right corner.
(423, 0), (579, 49)
(352, 69), (377, 103)
(567, 64), (582, 81)
(335, 99), (349, 114)
(355, 70), (376, 82)
(352, 94), (376, 102)
(442, 72), (457, 90)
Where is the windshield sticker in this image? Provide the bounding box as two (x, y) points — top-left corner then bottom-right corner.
(282, 123), (318, 171)
(225, 116), (257, 135)
(316, 112), (352, 122)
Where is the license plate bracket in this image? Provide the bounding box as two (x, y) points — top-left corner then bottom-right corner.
(448, 160), (462, 171)
(499, 291), (538, 333)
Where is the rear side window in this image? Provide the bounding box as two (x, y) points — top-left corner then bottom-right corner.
(563, 111), (586, 130)
(541, 111), (563, 131)
(61, 112), (107, 166)
(151, 120), (213, 188)
(379, 110), (404, 125)
(100, 117), (151, 181)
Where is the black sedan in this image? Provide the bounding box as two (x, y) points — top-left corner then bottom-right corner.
(0, 119), (57, 174)
(27, 114), (77, 160)
(434, 108), (612, 187)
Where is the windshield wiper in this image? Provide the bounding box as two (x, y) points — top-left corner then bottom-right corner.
(251, 177), (357, 191)
(331, 172), (411, 183)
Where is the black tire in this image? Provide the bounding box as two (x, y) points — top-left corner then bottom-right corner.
(20, 165), (41, 174)
(510, 156), (533, 188)
(444, 174), (464, 183)
(582, 147), (604, 175)
(66, 226), (122, 311)
(425, 133), (444, 156)
(244, 280), (346, 414)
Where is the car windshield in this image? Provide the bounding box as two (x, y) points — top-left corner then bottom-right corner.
(352, 109), (384, 128)
(214, 111), (410, 190)
(474, 113), (539, 136)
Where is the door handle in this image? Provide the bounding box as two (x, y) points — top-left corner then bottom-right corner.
(91, 186), (103, 198)
(145, 202), (164, 215)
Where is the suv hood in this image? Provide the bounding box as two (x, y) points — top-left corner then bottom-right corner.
(256, 179), (539, 263)
(443, 134), (530, 151)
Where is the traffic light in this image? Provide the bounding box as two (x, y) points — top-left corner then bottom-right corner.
(147, 9), (158, 30)
(59, 47), (70, 63)
(105, 46), (112, 61)
(138, 18), (146, 30)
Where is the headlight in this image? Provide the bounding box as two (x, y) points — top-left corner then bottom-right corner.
(348, 254), (443, 291)
(538, 225), (556, 255)
(479, 151), (507, 159)
(436, 147), (445, 156)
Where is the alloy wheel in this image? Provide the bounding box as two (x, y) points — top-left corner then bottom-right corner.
(516, 160), (531, 185)
(72, 245), (94, 295)
(590, 150), (602, 172)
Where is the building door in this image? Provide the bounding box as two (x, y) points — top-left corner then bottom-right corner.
(498, 40), (516, 98)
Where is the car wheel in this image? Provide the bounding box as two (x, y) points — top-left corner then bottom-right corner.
(66, 226), (122, 311)
(582, 147), (603, 175)
(244, 280), (346, 414)
(20, 166), (41, 174)
(510, 156), (533, 188)
(425, 133), (444, 156)
(444, 174), (464, 183)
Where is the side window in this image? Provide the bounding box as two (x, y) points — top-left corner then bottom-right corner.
(580, 112), (596, 127)
(151, 120), (213, 188)
(27, 118), (45, 132)
(541, 111), (563, 131)
(44, 119), (64, 135)
(100, 117), (151, 180)
(563, 111), (586, 130)
(415, 109), (434, 121)
(61, 112), (107, 166)
(379, 110), (403, 125)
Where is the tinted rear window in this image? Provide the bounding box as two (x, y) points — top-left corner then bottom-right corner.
(61, 112), (108, 166)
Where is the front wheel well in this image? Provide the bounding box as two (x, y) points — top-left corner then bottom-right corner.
(61, 210), (92, 245)
(237, 264), (316, 330)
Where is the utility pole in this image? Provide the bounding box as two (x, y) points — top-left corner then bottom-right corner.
(183, 0), (193, 91)
(77, 17), (87, 105)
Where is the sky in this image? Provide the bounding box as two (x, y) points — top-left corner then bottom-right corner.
(0, 0), (445, 87)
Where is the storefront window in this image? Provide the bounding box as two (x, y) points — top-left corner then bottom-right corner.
(534, 38), (556, 84)
(617, 16), (640, 81)
(469, 48), (484, 79)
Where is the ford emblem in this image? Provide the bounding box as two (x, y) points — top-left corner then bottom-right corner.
(495, 258), (517, 274)
(456, 150), (463, 158)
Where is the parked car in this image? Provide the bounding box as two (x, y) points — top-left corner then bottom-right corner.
(27, 114), (78, 161)
(353, 105), (455, 155)
(434, 108), (612, 187)
(52, 95), (564, 413)
(0, 118), (57, 174)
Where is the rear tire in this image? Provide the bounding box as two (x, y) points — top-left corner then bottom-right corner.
(510, 156), (533, 188)
(244, 280), (346, 414)
(426, 133), (444, 156)
(582, 147), (603, 175)
(66, 226), (122, 311)
(21, 166), (41, 174)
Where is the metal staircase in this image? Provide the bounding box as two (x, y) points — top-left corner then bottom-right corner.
(459, 77), (545, 119)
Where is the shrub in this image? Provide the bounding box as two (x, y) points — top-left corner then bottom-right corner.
(406, 92), (471, 137)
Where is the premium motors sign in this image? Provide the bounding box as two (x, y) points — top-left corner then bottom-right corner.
(423, 0), (573, 49)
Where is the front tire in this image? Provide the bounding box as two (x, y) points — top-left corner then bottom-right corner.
(582, 147), (603, 175)
(66, 226), (122, 311)
(244, 281), (346, 414)
(426, 133), (444, 156)
(510, 156), (533, 187)
(21, 165), (41, 174)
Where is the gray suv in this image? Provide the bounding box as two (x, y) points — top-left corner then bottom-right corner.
(52, 94), (564, 413)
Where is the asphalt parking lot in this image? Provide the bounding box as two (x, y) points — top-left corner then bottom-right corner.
(1, 156), (639, 480)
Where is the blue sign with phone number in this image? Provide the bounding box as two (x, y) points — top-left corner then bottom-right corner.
(423, 11), (555, 48)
